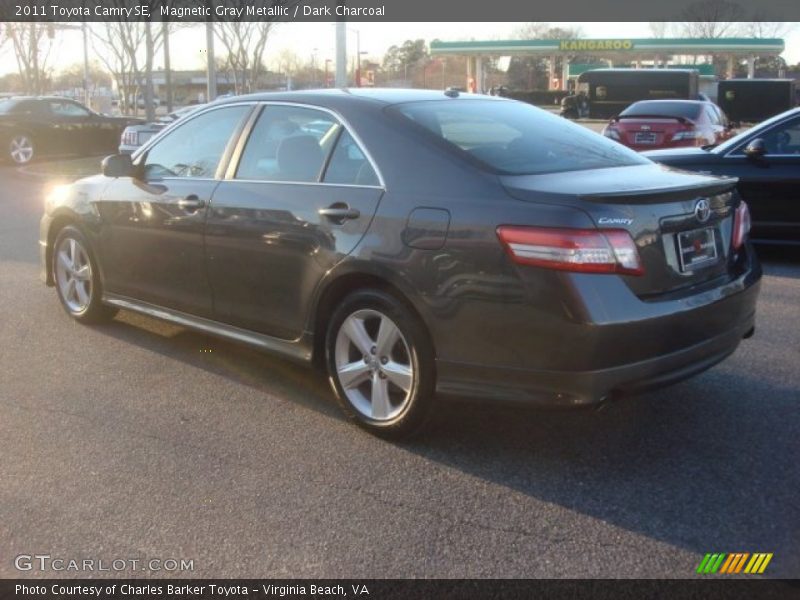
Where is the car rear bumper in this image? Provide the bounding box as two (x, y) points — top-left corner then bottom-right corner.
(432, 253), (761, 406)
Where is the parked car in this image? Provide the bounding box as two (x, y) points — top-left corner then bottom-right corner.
(645, 107), (800, 245)
(39, 90), (760, 438)
(602, 100), (734, 151)
(0, 96), (143, 165)
(119, 104), (204, 154)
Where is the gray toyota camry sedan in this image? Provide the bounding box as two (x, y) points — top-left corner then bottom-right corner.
(40, 89), (761, 438)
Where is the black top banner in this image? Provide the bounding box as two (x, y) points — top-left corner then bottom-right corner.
(1, 0), (800, 22)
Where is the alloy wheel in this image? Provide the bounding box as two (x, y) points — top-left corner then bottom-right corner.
(334, 309), (414, 421)
(9, 135), (34, 164)
(55, 237), (93, 314)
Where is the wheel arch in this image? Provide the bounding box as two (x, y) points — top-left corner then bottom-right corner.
(45, 211), (96, 286)
(309, 265), (435, 369)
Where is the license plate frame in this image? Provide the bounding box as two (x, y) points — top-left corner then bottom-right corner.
(677, 227), (718, 272)
(634, 132), (657, 144)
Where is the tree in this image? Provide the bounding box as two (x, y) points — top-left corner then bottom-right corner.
(215, 21), (276, 94)
(676, 0), (745, 38)
(6, 23), (55, 95)
(507, 23), (583, 91)
(648, 22), (671, 38)
(381, 39), (428, 81)
(90, 22), (146, 114)
(745, 19), (796, 39)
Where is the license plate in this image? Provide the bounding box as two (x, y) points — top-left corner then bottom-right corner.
(677, 227), (718, 271)
(635, 132), (657, 144)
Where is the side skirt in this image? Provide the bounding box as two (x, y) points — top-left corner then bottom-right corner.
(102, 292), (313, 363)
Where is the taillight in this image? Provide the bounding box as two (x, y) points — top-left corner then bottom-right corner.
(671, 128), (703, 141)
(731, 201), (751, 250)
(496, 226), (644, 276)
(602, 126), (620, 141)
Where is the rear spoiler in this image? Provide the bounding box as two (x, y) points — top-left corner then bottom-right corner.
(579, 179), (738, 204)
(613, 114), (693, 125)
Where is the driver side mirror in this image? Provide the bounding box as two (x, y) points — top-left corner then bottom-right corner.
(744, 138), (767, 160)
(102, 153), (135, 178)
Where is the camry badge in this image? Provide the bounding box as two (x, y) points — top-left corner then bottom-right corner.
(695, 199), (711, 223)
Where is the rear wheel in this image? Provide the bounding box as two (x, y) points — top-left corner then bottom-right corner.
(325, 289), (435, 439)
(53, 226), (117, 323)
(8, 133), (35, 165)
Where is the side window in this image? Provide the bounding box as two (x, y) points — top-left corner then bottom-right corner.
(762, 119), (800, 154)
(323, 130), (380, 186)
(12, 100), (48, 116)
(236, 106), (338, 182)
(704, 105), (719, 126)
(49, 100), (90, 117)
(142, 105), (250, 179)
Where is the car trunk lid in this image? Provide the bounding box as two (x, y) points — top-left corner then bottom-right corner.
(500, 164), (739, 298)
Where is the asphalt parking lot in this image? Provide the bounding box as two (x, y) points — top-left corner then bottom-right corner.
(0, 157), (798, 579)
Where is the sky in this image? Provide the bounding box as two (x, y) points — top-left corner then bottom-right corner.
(1, 21), (798, 77)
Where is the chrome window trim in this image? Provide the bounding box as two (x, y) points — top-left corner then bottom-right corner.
(230, 100), (387, 190)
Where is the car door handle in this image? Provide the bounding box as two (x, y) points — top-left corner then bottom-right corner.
(178, 195), (206, 212)
(319, 204), (360, 221)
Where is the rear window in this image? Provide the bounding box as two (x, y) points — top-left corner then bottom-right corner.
(391, 99), (647, 175)
(621, 102), (703, 120)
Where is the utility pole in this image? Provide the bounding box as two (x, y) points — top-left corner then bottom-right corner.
(82, 22), (90, 106)
(163, 23), (173, 112)
(206, 20), (217, 102)
(335, 3), (347, 88)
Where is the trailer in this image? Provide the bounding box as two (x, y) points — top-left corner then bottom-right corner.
(577, 69), (700, 119)
(718, 79), (798, 124)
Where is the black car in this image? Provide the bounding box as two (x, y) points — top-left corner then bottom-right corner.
(645, 108), (800, 244)
(39, 90), (760, 438)
(0, 96), (142, 165)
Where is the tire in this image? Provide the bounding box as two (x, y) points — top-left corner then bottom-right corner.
(8, 132), (35, 165)
(325, 289), (435, 439)
(52, 225), (117, 324)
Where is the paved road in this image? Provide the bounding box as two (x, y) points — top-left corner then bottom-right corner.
(1, 160), (798, 579)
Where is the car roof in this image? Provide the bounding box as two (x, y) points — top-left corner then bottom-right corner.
(629, 99), (708, 105)
(211, 88), (502, 107)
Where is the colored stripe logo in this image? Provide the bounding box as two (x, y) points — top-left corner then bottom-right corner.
(697, 553), (773, 574)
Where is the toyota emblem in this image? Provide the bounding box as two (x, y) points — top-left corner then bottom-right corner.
(695, 199), (711, 223)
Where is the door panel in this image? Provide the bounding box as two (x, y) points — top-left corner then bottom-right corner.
(205, 182), (382, 339)
(95, 104), (253, 315)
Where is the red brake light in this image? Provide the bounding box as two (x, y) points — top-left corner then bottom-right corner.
(732, 201), (751, 250)
(496, 226), (644, 276)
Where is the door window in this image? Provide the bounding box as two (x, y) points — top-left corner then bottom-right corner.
(761, 119), (800, 155)
(323, 130), (380, 186)
(142, 105), (251, 179)
(49, 100), (91, 117)
(235, 106), (339, 182)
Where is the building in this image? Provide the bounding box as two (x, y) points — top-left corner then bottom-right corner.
(430, 38), (786, 93)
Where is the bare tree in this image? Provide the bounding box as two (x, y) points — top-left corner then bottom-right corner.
(648, 22), (671, 38)
(215, 21), (277, 94)
(90, 22), (146, 115)
(677, 0), (746, 38)
(745, 19), (796, 39)
(6, 24), (55, 94)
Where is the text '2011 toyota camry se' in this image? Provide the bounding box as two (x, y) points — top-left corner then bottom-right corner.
(40, 89), (761, 438)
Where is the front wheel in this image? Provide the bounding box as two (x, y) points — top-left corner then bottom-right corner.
(52, 226), (117, 323)
(8, 133), (35, 165)
(325, 290), (435, 439)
